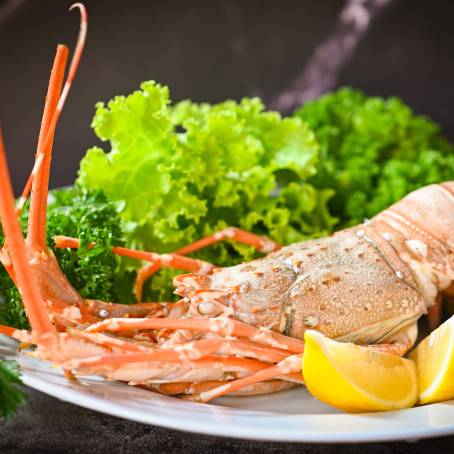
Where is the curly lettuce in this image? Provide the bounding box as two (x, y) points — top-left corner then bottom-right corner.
(78, 81), (335, 300)
(295, 88), (454, 226)
(0, 187), (135, 330)
(47, 188), (135, 303)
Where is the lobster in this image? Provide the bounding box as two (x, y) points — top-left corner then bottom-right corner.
(0, 4), (453, 404)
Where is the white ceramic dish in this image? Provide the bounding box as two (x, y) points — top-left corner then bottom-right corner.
(2, 335), (454, 443)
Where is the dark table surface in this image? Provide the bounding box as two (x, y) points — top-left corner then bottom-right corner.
(1, 388), (454, 454)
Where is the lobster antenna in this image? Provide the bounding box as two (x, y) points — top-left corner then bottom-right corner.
(16, 3), (88, 215)
(26, 45), (69, 249)
(0, 129), (56, 339)
(57, 3), (88, 114)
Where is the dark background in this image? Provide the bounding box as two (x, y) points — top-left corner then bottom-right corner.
(2, 0), (454, 452)
(1, 0), (454, 193)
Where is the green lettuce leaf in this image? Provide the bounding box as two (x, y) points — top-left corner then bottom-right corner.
(78, 81), (335, 300)
(295, 88), (454, 226)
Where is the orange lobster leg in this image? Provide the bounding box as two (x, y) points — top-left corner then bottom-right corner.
(153, 381), (231, 396)
(134, 264), (160, 301)
(135, 227), (281, 300)
(214, 338), (290, 362)
(68, 330), (153, 353)
(0, 131), (56, 341)
(53, 236), (214, 274)
(367, 342), (412, 357)
(175, 227), (280, 256)
(84, 317), (305, 353)
(66, 353), (270, 375)
(153, 379), (293, 396)
(197, 354), (303, 402)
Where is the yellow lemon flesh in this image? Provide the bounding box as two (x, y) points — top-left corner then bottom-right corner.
(410, 315), (454, 405)
(303, 330), (418, 413)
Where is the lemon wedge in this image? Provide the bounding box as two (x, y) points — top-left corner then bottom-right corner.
(302, 330), (418, 412)
(410, 315), (454, 405)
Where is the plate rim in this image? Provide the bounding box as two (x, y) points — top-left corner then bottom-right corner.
(20, 362), (454, 444)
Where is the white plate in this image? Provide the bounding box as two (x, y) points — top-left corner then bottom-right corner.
(2, 335), (454, 443)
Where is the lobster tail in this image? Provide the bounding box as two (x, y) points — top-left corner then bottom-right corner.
(376, 182), (454, 296)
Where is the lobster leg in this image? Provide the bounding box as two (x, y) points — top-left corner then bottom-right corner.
(196, 354), (303, 402)
(152, 381), (232, 395)
(154, 379), (294, 396)
(44, 298), (172, 327)
(367, 341), (413, 356)
(84, 317), (305, 353)
(174, 227), (280, 256)
(68, 330), (154, 353)
(135, 227), (280, 300)
(53, 236), (214, 274)
(65, 353), (270, 376)
(368, 323), (418, 357)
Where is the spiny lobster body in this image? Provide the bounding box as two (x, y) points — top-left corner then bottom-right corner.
(175, 183), (454, 347)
